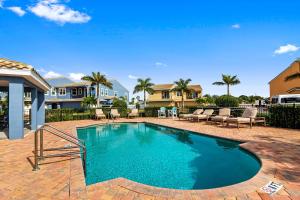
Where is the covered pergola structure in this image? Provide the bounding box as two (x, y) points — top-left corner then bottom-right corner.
(0, 58), (50, 139)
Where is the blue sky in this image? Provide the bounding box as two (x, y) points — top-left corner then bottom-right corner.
(0, 0), (299, 97)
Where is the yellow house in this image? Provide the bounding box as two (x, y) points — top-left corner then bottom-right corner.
(147, 84), (202, 107)
(269, 60), (300, 97)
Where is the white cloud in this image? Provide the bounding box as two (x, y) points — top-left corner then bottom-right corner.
(36, 68), (47, 73)
(128, 74), (138, 79)
(155, 62), (168, 67)
(44, 71), (62, 79)
(231, 24), (240, 29)
(68, 72), (85, 81)
(0, 0), (4, 8)
(29, 0), (91, 25)
(7, 7), (26, 16)
(274, 44), (299, 55)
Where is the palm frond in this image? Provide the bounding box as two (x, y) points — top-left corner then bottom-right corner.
(212, 81), (225, 85)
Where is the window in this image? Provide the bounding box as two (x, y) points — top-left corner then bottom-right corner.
(51, 87), (57, 96)
(281, 97), (300, 103)
(176, 91), (182, 96)
(161, 91), (170, 99)
(105, 89), (108, 96)
(114, 91), (118, 97)
(187, 92), (198, 99)
(45, 91), (49, 95)
(58, 88), (66, 96)
(100, 88), (104, 96)
(271, 98), (278, 104)
(78, 88), (82, 95)
(72, 88), (77, 96)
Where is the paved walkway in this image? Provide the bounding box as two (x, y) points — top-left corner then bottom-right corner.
(0, 118), (299, 200)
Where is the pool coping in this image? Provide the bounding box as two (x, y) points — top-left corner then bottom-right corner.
(71, 120), (279, 199)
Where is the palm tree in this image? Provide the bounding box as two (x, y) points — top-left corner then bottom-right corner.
(81, 72), (112, 107)
(171, 78), (192, 109)
(133, 78), (154, 107)
(285, 72), (300, 81)
(213, 74), (240, 95)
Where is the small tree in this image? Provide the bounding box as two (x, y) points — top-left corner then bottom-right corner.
(82, 96), (97, 108)
(133, 78), (154, 107)
(195, 97), (207, 106)
(213, 74), (240, 95)
(81, 72), (112, 107)
(171, 78), (192, 109)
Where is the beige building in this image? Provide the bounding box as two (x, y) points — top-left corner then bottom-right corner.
(269, 60), (300, 97)
(147, 84), (202, 107)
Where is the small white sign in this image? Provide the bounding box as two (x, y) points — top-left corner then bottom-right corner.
(261, 181), (283, 195)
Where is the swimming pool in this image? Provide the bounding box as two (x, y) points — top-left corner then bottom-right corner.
(77, 123), (261, 190)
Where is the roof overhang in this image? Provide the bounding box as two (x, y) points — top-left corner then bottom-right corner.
(0, 68), (50, 91)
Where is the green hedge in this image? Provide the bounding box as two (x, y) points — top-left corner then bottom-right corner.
(46, 107), (128, 122)
(269, 105), (300, 129)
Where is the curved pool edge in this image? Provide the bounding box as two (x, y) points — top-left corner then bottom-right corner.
(85, 142), (270, 198)
(75, 121), (272, 197)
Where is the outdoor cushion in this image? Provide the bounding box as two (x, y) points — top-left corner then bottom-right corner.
(193, 109), (203, 115)
(242, 107), (258, 118)
(211, 115), (228, 121)
(192, 114), (208, 119)
(201, 109), (214, 116)
(218, 108), (231, 116)
(111, 109), (120, 117)
(227, 117), (251, 123)
(180, 113), (193, 118)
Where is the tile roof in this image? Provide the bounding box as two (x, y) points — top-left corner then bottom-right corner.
(0, 58), (34, 70)
(61, 81), (91, 87)
(0, 58), (50, 89)
(152, 84), (174, 90)
(188, 85), (202, 91)
(152, 84), (202, 91)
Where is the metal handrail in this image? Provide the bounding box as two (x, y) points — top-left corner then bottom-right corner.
(33, 125), (86, 175)
(43, 124), (85, 144)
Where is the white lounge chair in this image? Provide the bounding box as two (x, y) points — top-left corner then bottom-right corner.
(95, 109), (106, 120)
(128, 108), (139, 118)
(192, 109), (214, 122)
(226, 107), (258, 128)
(211, 108), (231, 125)
(179, 109), (203, 120)
(110, 109), (120, 119)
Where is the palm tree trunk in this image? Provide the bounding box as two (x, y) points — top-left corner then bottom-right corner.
(96, 84), (100, 107)
(144, 90), (146, 107)
(227, 84), (230, 96)
(181, 90), (184, 109)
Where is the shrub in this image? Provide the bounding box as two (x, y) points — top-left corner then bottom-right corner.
(215, 95), (239, 107)
(269, 104), (300, 129)
(112, 98), (128, 117)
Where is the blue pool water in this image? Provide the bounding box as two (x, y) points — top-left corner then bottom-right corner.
(77, 123), (261, 190)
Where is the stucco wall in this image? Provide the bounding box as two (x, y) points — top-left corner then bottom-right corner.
(269, 61), (300, 97)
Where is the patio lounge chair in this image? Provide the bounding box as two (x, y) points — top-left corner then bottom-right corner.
(95, 109), (106, 120)
(110, 109), (120, 119)
(128, 108), (139, 118)
(179, 109), (203, 120)
(226, 107), (258, 128)
(211, 108), (231, 125)
(192, 109), (214, 122)
(158, 107), (166, 118)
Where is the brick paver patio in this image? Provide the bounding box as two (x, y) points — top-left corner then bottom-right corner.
(0, 118), (299, 200)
